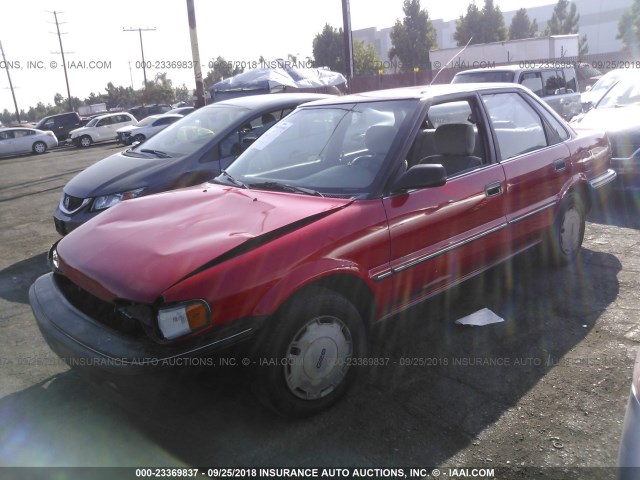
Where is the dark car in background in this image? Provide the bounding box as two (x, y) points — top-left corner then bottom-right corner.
(572, 71), (640, 194)
(452, 64), (582, 120)
(33, 111), (83, 142)
(128, 104), (172, 121)
(53, 93), (331, 235)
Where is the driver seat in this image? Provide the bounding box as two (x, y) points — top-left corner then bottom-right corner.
(419, 123), (482, 177)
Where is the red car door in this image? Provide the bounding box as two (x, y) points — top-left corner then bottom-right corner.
(379, 97), (508, 319)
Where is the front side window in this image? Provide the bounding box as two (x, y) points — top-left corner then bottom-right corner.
(482, 93), (548, 160)
(220, 100), (415, 197)
(520, 72), (544, 97)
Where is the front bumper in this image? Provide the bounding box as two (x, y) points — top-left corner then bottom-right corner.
(53, 206), (93, 235)
(29, 273), (263, 374)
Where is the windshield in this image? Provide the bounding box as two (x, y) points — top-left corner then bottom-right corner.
(217, 100), (415, 198)
(589, 72), (624, 98)
(452, 71), (515, 83)
(129, 104), (248, 158)
(595, 77), (640, 109)
(86, 117), (100, 127)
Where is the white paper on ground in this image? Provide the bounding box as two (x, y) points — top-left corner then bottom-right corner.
(455, 308), (504, 326)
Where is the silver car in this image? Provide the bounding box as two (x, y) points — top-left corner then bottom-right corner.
(0, 127), (58, 157)
(115, 113), (183, 146)
(452, 64), (582, 121)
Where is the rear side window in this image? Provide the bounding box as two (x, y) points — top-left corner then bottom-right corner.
(541, 70), (566, 96)
(563, 68), (578, 92)
(482, 92), (548, 160)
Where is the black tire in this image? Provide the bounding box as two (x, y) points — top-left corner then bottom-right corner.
(79, 135), (92, 148)
(544, 193), (585, 266)
(253, 287), (367, 417)
(32, 141), (47, 154)
(133, 134), (145, 144)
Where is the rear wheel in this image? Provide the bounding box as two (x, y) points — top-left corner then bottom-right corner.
(32, 141), (47, 154)
(545, 193), (585, 266)
(79, 135), (92, 148)
(253, 287), (367, 417)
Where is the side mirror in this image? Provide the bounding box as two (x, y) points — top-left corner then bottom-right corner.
(392, 164), (447, 192)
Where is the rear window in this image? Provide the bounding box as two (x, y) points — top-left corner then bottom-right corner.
(452, 71), (515, 83)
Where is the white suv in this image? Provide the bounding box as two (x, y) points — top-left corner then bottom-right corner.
(70, 112), (137, 147)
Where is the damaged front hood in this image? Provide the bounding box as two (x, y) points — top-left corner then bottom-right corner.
(57, 184), (352, 303)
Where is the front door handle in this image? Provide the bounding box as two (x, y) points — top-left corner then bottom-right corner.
(554, 159), (566, 172)
(484, 181), (502, 198)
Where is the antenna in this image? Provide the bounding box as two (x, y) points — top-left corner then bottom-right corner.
(430, 37), (473, 86)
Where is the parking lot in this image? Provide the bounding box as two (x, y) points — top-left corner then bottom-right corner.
(1, 143), (639, 478)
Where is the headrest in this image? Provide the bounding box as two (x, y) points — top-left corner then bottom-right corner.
(434, 123), (476, 156)
(365, 125), (398, 155)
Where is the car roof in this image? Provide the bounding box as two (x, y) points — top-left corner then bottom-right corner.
(298, 83), (527, 107)
(206, 93), (332, 110)
(92, 112), (132, 120)
(0, 127), (37, 131)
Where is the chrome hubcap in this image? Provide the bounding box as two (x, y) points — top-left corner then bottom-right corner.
(284, 316), (353, 400)
(560, 207), (581, 255)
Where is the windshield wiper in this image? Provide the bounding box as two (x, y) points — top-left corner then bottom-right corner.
(139, 149), (171, 158)
(248, 181), (324, 197)
(220, 170), (248, 189)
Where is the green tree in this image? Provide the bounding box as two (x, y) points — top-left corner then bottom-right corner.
(544, 0), (588, 55)
(509, 8), (538, 40)
(480, 0), (508, 43)
(312, 24), (344, 72)
(203, 56), (245, 88)
(617, 0), (640, 55)
(353, 40), (381, 74)
(455, 3), (484, 46)
(174, 83), (191, 103)
(388, 0), (437, 72)
(455, 0), (506, 45)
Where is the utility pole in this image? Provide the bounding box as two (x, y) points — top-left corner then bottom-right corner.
(186, 0), (205, 108)
(341, 0), (354, 93)
(123, 27), (156, 103)
(0, 39), (20, 123)
(49, 11), (73, 112)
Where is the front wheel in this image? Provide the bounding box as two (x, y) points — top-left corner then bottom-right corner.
(253, 287), (367, 417)
(545, 193), (585, 266)
(133, 134), (145, 144)
(32, 141), (47, 154)
(78, 135), (92, 148)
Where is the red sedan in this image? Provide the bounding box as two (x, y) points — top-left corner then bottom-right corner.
(30, 84), (616, 416)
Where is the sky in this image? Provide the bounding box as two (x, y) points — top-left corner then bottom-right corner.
(0, 0), (556, 113)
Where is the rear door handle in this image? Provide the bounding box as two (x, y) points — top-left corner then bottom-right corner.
(554, 159), (566, 172)
(485, 181), (502, 198)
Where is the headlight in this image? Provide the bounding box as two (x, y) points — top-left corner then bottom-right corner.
(157, 300), (211, 340)
(92, 188), (144, 211)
